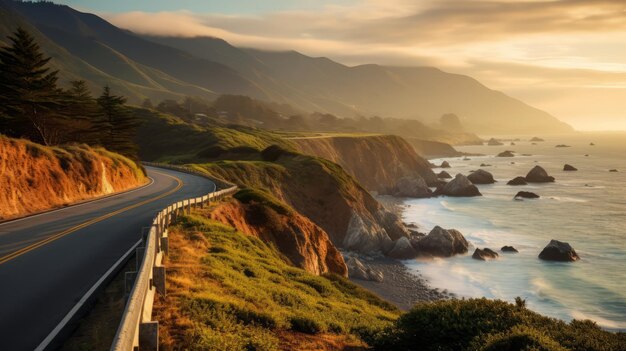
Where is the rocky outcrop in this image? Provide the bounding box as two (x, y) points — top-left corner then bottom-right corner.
(507, 177), (527, 186)
(392, 176), (432, 198)
(515, 191), (540, 199)
(525, 166), (555, 183)
(345, 256), (384, 282)
(199, 152), (410, 255)
(472, 248), (499, 261)
(435, 174), (481, 197)
(555, 144), (571, 148)
(437, 171), (452, 179)
(467, 169), (495, 184)
(0, 135), (146, 220)
(501, 246), (519, 253)
(609, 169), (619, 172)
(440, 161), (451, 168)
(530, 137), (545, 142)
(497, 150), (515, 157)
(416, 226), (469, 257)
(405, 138), (464, 158)
(487, 138), (504, 146)
(291, 135), (438, 191)
(386, 237), (418, 259)
(209, 193), (348, 276)
(563, 164), (577, 171)
(538, 240), (580, 262)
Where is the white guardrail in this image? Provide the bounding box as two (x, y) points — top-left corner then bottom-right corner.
(110, 162), (237, 351)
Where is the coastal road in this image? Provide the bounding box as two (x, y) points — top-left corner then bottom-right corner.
(0, 166), (215, 351)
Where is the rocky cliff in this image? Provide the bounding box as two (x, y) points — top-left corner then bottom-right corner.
(0, 135), (146, 220)
(291, 135), (437, 192)
(209, 189), (347, 276)
(193, 150), (409, 254)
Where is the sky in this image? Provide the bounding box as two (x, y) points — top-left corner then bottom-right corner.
(56, 0), (626, 131)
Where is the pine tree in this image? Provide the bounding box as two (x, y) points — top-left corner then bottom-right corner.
(0, 27), (64, 145)
(95, 86), (139, 157)
(63, 80), (99, 144)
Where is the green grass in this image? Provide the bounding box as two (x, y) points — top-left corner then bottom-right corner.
(233, 188), (292, 215)
(156, 214), (399, 350)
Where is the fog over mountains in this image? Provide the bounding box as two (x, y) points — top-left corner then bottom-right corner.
(0, 0), (573, 134)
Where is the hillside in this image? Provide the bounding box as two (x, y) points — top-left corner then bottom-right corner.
(0, 135), (146, 220)
(154, 213), (399, 350)
(291, 135), (438, 191)
(1, 1), (573, 134)
(209, 189), (347, 276)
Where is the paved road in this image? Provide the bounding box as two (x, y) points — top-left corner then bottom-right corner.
(0, 166), (215, 351)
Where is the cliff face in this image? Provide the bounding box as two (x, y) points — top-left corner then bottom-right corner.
(195, 152), (409, 254)
(405, 138), (464, 159)
(0, 136), (146, 220)
(291, 135), (438, 191)
(209, 191), (347, 276)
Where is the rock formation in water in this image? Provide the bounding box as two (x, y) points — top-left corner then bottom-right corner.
(497, 150), (515, 157)
(525, 165), (555, 183)
(515, 191), (540, 199)
(472, 248), (499, 260)
(437, 171), (452, 179)
(467, 169), (496, 184)
(563, 164), (578, 171)
(392, 176), (432, 198)
(507, 177), (528, 186)
(416, 226), (469, 257)
(538, 240), (580, 262)
(501, 246), (519, 253)
(435, 174), (481, 197)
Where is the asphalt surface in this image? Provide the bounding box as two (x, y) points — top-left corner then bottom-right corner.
(0, 166), (215, 351)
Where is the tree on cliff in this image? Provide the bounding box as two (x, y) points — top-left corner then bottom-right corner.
(63, 80), (100, 144)
(0, 27), (65, 145)
(94, 86), (139, 157)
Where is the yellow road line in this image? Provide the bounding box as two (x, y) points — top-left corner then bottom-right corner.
(0, 171), (183, 266)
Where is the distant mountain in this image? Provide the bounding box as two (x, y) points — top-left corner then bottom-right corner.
(1, 1), (573, 134)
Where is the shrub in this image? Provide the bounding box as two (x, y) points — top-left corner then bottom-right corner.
(290, 315), (323, 334)
(478, 325), (567, 351)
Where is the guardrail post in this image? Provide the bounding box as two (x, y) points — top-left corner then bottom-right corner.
(153, 266), (166, 296)
(139, 321), (159, 351)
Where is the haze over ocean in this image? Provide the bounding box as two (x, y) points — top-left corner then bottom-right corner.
(403, 132), (626, 331)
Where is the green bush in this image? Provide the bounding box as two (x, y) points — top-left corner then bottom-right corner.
(290, 315), (323, 334)
(368, 298), (626, 351)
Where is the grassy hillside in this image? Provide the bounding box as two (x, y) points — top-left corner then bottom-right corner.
(0, 135), (145, 220)
(134, 108), (295, 162)
(154, 214), (399, 350)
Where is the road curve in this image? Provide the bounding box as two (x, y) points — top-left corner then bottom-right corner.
(0, 166), (215, 351)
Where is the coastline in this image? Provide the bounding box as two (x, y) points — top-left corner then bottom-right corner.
(349, 256), (450, 311)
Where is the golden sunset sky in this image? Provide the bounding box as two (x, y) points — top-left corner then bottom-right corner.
(61, 0), (626, 131)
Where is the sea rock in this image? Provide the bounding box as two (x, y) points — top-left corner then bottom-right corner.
(345, 256), (384, 282)
(525, 165), (555, 183)
(563, 164), (577, 171)
(386, 237), (419, 259)
(463, 157), (471, 161)
(416, 226), (469, 257)
(434, 174), (481, 197)
(555, 144), (571, 148)
(507, 176), (527, 186)
(437, 171), (452, 179)
(530, 137), (545, 142)
(487, 138), (504, 146)
(467, 169), (496, 184)
(501, 246), (519, 253)
(480, 163), (491, 167)
(497, 150), (515, 157)
(609, 169), (618, 172)
(538, 240), (580, 262)
(472, 248), (499, 261)
(510, 142), (516, 146)
(392, 176), (432, 198)
(590, 142), (595, 146)
(514, 191), (540, 199)
(440, 161), (451, 168)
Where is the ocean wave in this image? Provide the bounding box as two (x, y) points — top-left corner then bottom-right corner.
(548, 196), (589, 203)
(440, 200), (456, 212)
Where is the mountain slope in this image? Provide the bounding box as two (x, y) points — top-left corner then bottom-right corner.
(4, 1), (262, 100)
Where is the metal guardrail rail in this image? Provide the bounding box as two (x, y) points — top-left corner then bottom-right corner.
(110, 163), (237, 351)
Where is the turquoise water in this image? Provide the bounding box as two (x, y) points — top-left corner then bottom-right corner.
(402, 132), (626, 330)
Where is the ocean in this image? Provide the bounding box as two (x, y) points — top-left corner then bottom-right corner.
(402, 132), (626, 330)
